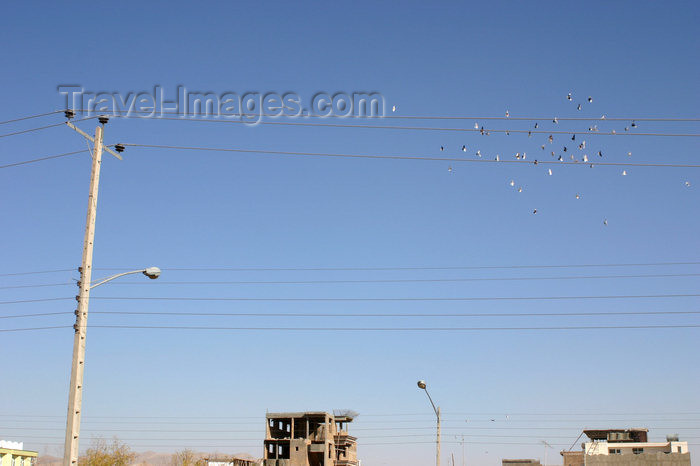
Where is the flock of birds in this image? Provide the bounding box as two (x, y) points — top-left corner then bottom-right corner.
(422, 93), (693, 224)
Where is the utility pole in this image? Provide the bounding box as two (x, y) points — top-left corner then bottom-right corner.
(436, 406), (441, 466)
(63, 123), (104, 466)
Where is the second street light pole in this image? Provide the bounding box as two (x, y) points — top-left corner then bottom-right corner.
(418, 380), (441, 466)
(63, 124), (104, 466)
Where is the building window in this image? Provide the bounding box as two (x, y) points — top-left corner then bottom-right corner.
(633, 448), (644, 454)
(609, 448), (621, 454)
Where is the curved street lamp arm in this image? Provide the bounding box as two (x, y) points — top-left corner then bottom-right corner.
(424, 389), (439, 418)
(90, 269), (145, 289)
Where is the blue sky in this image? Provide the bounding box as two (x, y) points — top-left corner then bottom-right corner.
(1, 1), (699, 465)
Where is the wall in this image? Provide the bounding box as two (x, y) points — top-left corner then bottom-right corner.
(585, 452), (690, 466)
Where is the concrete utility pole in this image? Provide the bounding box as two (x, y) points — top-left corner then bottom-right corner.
(63, 124), (104, 466)
(417, 380), (441, 466)
(61, 116), (159, 466)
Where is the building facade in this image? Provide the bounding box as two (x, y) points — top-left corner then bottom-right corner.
(0, 441), (37, 466)
(263, 412), (358, 466)
(560, 428), (690, 466)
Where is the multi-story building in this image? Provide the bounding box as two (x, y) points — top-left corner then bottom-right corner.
(0, 440), (37, 466)
(263, 411), (359, 466)
(560, 428), (690, 465)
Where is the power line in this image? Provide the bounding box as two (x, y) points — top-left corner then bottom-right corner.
(143, 261), (700, 272)
(0, 117), (95, 139)
(0, 150), (85, 170)
(87, 309), (700, 318)
(4, 309), (700, 320)
(87, 293), (700, 302)
(5, 272), (698, 290)
(123, 144), (700, 169)
(0, 268), (74, 277)
(0, 297), (72, 305)
(83, 272), (700, 286)
(2, 261), (698, 277)
(112, 114), (700, 137)
(73, 108), (700, 122)
(4, 324), (698, 332)
(0, 110), (64, 126)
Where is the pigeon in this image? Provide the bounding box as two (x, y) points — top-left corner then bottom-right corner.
(541, 145), (546, 150)
(495, 154), (500, 161)
(440, 146), (444, 151)
(528, 131), (532, 137)
(553, 117), (558, 124)
(577, 103), (582, 111)
(604, 219), (608, 226)
(571, 134), (576, 141)
(518, 187), (523, 193)
(631, 121), (637, 128)
(612, 130), (616, 134)
(522, 153), (526, 160)
(558, 155), (563, 161)
(476, 150), (482, 157)
(506, 110), (510, 117)
(583, 154), (589, 162)
(474, 122), (479, 129)
(533, 209), (538, 214)
(534, 122), (539, 129)
(685, 181), (691, 187)
(392, 105), (396, 112)
(627, 152), (632, 157)
(622, 170), (627, 176)
(462, 145), (467, 152)
(548, 168), (553, 176)
(575, 194), (581, 199)
(480, 126), (485, 135)
(510, 180), (515, 187)
(567, 93), (572, 101)
(588, 96), (593, 103)
(448, 166), (453, 173)
(598, 150), (603, 157)
(505, 130), (510, 136)
(581, 141), (586, 149)
(548, 135), (554, 143)
(534, 160), (539, 165)
(625, 126), (629, 131)
(515, 153), (521, 159)
(563, 146), (568, 152)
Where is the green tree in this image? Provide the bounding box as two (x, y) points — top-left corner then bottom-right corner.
(79, 437), (135, 466)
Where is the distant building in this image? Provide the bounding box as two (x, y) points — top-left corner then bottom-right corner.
(263, 411), (359, 466)
(502, 460), (542, 466)
(204, 459), (258, 466)
(0, 440), (37, 466)
(560, 428), (690, 465)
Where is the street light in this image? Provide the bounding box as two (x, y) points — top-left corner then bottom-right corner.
(64, 267), (160, 465)
(417, 380), (441, 466)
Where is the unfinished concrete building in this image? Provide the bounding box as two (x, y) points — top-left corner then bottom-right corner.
(263, 412), (358, 466)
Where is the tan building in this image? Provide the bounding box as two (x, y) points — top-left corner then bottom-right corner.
(0, 440), (37, 466)
(560, 428), (690, 465)
(263, 412), (358, 466)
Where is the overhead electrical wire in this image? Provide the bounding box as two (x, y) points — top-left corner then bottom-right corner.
(0, 117), (96, 140)
(122, 144), (700, 168)
(72, 108), (700, 123)
(0, 150), (86, 170)
(2, 261), (698, 276)
(3, 309), (700, 319)
(112, 115), (700, 137)
(0, 110), (64, 126)
(3, 272), (698, 290)
(85, 293), (700, 302)
(3, 324), (700, 332)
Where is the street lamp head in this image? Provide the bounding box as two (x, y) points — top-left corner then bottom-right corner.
(417, 380), (427, 390)
(143, 267), (161, 279)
